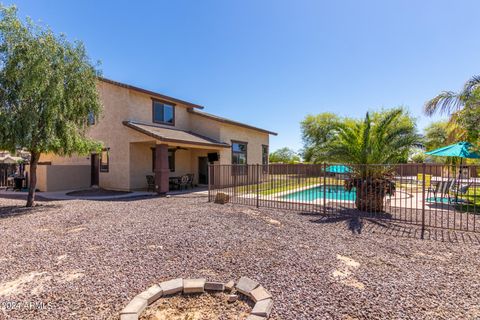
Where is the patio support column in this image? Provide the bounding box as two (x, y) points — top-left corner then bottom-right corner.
(155, 144), (169, 195)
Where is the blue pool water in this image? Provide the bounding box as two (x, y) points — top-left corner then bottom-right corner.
(281, 185), (356, 201)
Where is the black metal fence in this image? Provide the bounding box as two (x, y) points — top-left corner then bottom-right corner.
(208, 163), (480, 234)
(0, 164), (17, 188)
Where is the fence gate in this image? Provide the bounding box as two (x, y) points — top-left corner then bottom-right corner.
(208, 163), (480, 234)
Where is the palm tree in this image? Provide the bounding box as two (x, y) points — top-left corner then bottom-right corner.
(323, 109), (419, 212)
(425, 76), (480, 142)
(425, 75), (480, 116)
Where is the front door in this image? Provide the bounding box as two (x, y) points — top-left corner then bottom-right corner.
(91, 154), (99, 186)
(198, 157), (208, 185)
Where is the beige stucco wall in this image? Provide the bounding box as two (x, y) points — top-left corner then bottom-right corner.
(46, 165), (90, 192)
(25, 164), (89, 192)
(37, 80), (272, 191)
(218, 124), (269, 165)
(188, 114), (222, 141)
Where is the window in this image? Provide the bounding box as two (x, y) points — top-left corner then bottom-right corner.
(262, 145), (269, 166)
(152, 100), (174, 125)
(232, 141), (247, 164)
(100, 149), (109, 172)
(262, 145), (269, 173)
(151, 148), (175, 172)
(232, 141), (247, 175)
(87, 111), (96, 126)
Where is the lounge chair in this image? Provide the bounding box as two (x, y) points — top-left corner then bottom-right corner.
(449, 181), (472, 202)
(427, 179), (454, 202)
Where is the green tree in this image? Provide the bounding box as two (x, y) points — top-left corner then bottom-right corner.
(317, 108), (419, 211)
(0, 6), (102, 207)
(269, 147), (301, 164)
(423, 121), (450, 151)
(300, 113), (341, 163)
(424, 75), (480, 143)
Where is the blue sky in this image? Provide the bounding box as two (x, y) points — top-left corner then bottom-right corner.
(5, 0), (480, 152)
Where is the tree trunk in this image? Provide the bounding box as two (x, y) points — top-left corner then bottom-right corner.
(26, 151), (39, 207)
(354, 179), (386, 212)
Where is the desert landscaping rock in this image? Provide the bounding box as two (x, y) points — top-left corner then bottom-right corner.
(251, 298), (274, 317)
(250, 285), (272, 302)
(225, 280), (235, 291)
(137, 284), (163, 305)
(1, 194), (480, 319)
(183, 278), (206, 294)
(120, 296), (147, 318)
(236, 276), (259, 297)
(120, 313), (140, 320)
(159, 278), (183, 295)
(205, 281), (225, 291)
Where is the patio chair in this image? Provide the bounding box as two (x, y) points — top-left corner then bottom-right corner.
(186, 173), (194, 189)
(178, 175), (190, 190)
(146, 175), (155, 192)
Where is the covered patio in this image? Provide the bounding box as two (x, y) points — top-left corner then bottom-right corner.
(124, 121), (230, 193)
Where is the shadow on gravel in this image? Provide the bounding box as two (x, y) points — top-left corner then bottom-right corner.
(303, 208), (480, 244)
(0, 204), (61, 219)
(304, 207), (393, 235)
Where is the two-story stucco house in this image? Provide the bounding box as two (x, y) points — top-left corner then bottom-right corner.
(34, 78), (277, 192)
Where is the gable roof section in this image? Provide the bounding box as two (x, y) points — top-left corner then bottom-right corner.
(123, 121), (230, 148)
(99, 77), (204, 109)
(187, 109), (278, 136)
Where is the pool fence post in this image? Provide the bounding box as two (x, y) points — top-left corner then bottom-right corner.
(256, 164), (260, 208)
(421, 163), (426, 239)
(323, 163), (327, 214)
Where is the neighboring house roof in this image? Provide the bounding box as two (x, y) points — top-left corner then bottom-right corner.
(99, 77), (205, 110)
(0, 155), (22, 164)
(123, 121), (230, 148)
(187, 109), (278, 136)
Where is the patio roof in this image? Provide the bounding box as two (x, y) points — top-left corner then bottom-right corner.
(123, 121), (230, 148)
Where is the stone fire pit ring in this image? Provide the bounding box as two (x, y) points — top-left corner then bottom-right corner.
(120, 276), (273, 320)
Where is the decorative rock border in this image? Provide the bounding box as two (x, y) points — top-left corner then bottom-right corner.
(120, 276), (273, 320)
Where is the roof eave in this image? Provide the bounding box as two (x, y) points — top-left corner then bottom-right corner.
(99, 77), (204, 109)
(187, 109), (278, 136)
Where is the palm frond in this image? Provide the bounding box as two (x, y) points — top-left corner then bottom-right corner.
(461, 75), (480, 98)
(424, 91), (462, 116)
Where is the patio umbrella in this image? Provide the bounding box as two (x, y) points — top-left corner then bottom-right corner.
(425, 141), (480, 159)
(425, 141), (480, 200)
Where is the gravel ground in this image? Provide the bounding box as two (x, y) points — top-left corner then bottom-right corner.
(0, 193), (479, 319)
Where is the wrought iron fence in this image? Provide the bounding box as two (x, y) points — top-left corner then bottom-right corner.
(208, 163), (480, 235)
(0, 164), (16, 188)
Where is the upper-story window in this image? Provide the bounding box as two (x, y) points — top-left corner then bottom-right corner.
(152, 100), (174, 125)
(232, 141), (247, 165)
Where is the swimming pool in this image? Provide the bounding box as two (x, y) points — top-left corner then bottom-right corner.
(281, 185), (356, 201)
